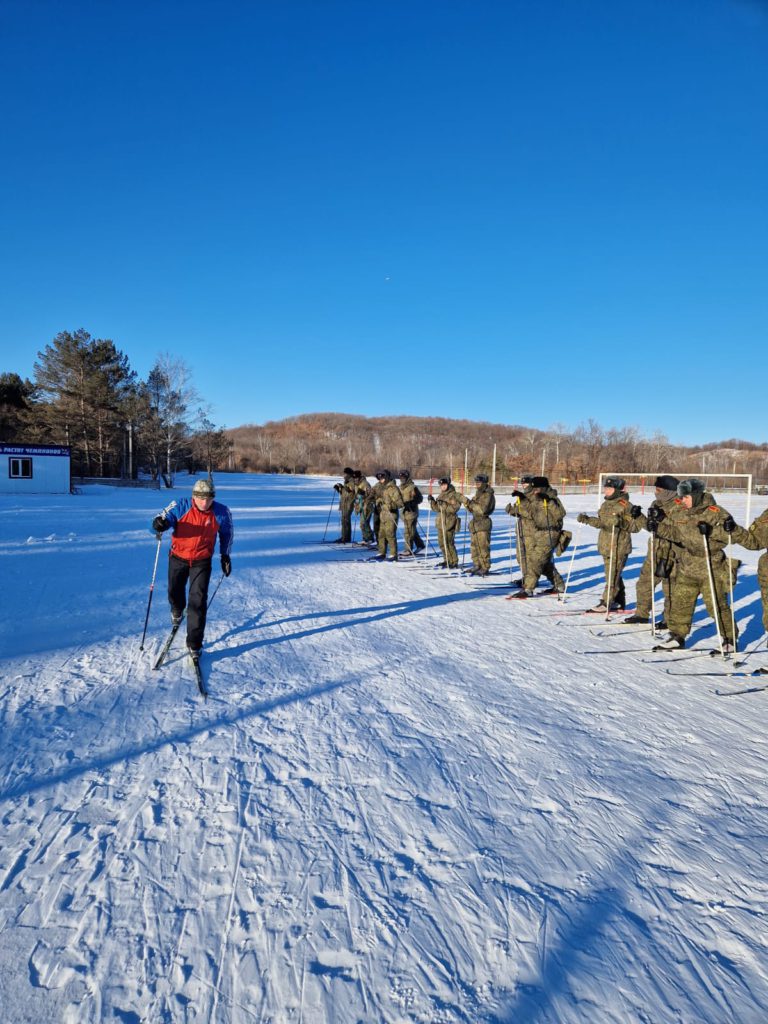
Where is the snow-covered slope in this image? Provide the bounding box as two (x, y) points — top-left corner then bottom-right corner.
(1, 474), (767, 1023)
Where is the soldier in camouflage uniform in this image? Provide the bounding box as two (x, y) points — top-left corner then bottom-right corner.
(460, 474), (496, 575)
(353, 470), (375, 544)
(506, 476), (567, 597)
(397, 470), (425, 556)
(428, 477), (462, 568)
(369, 469), (404, 561)
(624, 475), (680, 626)
(504, 473), (536, 586)
(332, 468), (357, 543)
(577, 476), (642, 611)
(723, 506), (768, 644)
(651, 478), (739, 651)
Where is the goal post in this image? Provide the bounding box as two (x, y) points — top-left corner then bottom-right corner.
(597, 472), (753, 523)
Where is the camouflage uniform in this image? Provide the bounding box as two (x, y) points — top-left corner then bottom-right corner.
(371, 478), (404, 559)
(428, 483), (462, 568)
(513, 485), (566, 593)
(354, 473), (375, 543)
(398, 473), (425, 554)
(632, 490), (681, 621)
(578, 489), (642, 608)
(730, 509), (768, 633)
(462, 480), (496, 574)
(654, 491), (738, 645)
(335, 470), (357, 543)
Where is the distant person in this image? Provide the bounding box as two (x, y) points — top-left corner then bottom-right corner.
(397, 469), (425, 556)
(623, 475), (680, 626)
(151, 478), (234, 659)
(728, 506), (768, 667)
(651, 478), (739, 652)
(506, 476), (567, 597)
(577, 476), (642, 612)
(353, 470), (375, 545)
(460, 474), (495, 576)
(332, 468), (357, 543)
(504, 473), (536, 587)
(428, 477), (462, 569)
(370, 470), (404, 561)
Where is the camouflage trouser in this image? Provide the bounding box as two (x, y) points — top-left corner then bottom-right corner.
(523, 535), (563, 592)
(339, 503), (354, 543)
(514, 521), (532, 576)
(666, 567), (737, 643)
(359, 509), (374, 543)
(437, 517), (459, 568)
(601, 550), (629, 607)
(469, 523), (492, 573)
(757, 552), (768, 633)
(372, 508), (381, 544)
(377, 517), (398, 558)
(403, 512), (424, 553)
(634, 551), (672, 619)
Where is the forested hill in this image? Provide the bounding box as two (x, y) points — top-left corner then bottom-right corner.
(228, 413), (768, 484)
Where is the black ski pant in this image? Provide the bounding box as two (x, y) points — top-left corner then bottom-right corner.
(168, 554), (212, 650)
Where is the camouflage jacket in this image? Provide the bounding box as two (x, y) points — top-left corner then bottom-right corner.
(371, 480), (404, 523)
(338, 476), (357, 510)
(463, 483), (496, 531)
(635, 492), (681, 573)
(581, 491), (641, 557)
(655, 493), (735, 574)
(398, 478), (423, 518)
(429, 485), (462, 530)
(730, 508), (768, 553)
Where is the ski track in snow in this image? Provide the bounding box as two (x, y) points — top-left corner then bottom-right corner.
(1, 476), (767, 1023)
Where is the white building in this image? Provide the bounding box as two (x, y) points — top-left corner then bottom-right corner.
(0, 444), (71, 495)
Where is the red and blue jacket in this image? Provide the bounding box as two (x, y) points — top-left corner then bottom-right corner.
(155, 499), (234, 564)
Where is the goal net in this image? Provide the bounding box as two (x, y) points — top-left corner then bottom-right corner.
(597, 472), (754, 522)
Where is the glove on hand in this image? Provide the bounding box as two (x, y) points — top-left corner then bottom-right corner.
(504, 502), (513, 514)
(722, 515), (736, 534)
(647, 518), (658, 534)
(152, 515), (171, 533)
(333, 483), (342, 493)
(512, 489), (525, 499)
(697, 521), (712, 537)
(576, 513), (589, 524)
(630, 505), (642, 519)
(221, 554), (232, 577)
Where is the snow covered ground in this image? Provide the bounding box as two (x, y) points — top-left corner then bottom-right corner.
(1, 473), (767, 1024)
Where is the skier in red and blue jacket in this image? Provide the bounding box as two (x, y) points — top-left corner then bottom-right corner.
(151, 478), (234, 657)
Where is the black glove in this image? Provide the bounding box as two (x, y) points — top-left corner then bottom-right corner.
(723, 515), (736, 534)
(697, 521), (712, 537)
(333, 483), (342, 493)
(647, 518), (658, 534)
(630, 505), (642, 519)
(512, 489), (525, 499)
(221, 554), (232, 577)
(647, 506), (666, 524)
(152, 515), (171, 533)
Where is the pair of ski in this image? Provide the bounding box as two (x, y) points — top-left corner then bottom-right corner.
(152, 617), (208, 699)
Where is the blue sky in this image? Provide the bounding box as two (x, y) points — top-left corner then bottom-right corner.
(1, 0), (766, 445)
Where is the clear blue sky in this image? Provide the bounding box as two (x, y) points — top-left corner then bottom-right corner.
(1, 0), (766, 445)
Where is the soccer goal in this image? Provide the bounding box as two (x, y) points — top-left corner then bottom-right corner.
(597, 472), (754, 522)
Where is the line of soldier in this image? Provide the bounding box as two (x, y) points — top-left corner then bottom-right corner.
(330, 468), (768, 657)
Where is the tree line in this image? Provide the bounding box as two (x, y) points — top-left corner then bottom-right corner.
(229, 413), (768, 486)
(1, 329), (232, 482)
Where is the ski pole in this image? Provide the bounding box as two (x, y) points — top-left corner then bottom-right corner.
(605, 523), (616, 622)
(727, 533), (737, 653)
(561, 520), (583, 604)
(140, 532), (163, 651)
(322, 492), (338, 542)
(650, 529), (657, 637)
(207, 573), (225, 612)
(509, 518), (515, 583)
(702, 530), (726, 658)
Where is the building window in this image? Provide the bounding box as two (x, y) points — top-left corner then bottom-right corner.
(9, 457), (32, 479)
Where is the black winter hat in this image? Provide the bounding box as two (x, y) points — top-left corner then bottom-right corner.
(654, 475), (679, 491)
(398, 469), (411, 480)
(474, 473), (489, 484)
(376, 469), (391, 481)
(520, 474), (535, 484)
(531, 476), (549, 488)
(343, 467), (354, 476)
(438, 477), (451, 486)
(604, 476), (625, 490)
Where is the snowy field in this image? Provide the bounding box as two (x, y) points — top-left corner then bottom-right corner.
(1, 472), (767, 1024)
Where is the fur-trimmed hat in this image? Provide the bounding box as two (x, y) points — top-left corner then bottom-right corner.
(604, 476), (625, 491)
(520, 474), (535, 484)
(438, 477), (451, 486)
(677, 478), (706, 498)
(474, 473), (489, 484)
(531, 476), (549, 489)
